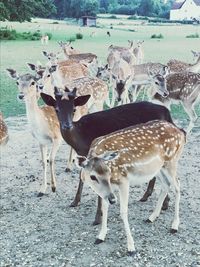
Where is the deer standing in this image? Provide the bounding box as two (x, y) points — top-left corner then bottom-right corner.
(41, 88), (174, 224)
(167, 54), (200, 73)
(7, 69), (63, 196)
(150, 72), (200, 133)
(81, 120), (186, 255)
(132, 40), (144, 64)
(0, 112), (9, 146)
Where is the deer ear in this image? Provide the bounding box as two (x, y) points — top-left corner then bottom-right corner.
(27, 63), (36, 71)
(49, 65), (58, 73)
(42, 51), (48, 57)
(40, 93), (56, 107)
(6, 68), (19, 79)
(74, 95), (91, 107)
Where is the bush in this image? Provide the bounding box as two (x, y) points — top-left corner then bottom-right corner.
(151, 33), (164, 39)
(108, 15), (117, 19)
(186, 33), (199, 38)
(52, 21), (59, 24)
(76, 33), (83, 39)
(0, 27), (17, 40)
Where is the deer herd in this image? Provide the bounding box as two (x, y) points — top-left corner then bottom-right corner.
(2, 39), (200, 255)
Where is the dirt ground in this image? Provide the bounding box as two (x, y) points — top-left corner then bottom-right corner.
(0, 116), (200, 267)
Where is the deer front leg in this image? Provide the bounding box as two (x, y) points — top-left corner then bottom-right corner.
(70, 175), (84, 207)
(119, 181), (136, 256)
(65, 147), (75, 172)
(38, 144), (48, 197)
(140, 177), (156, 202)
(182, 101), (198, 133)
(49, 138), (62, 192)
(95, 199), (108, 244)
(92, 197), (102, 225)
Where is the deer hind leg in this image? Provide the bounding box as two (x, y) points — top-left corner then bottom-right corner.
(49, 138), (62, 192)
(140, 177), (156, 202)
(95, 199), (109, 243)
(147, 172), (170, 223)
(38, 144), (48, 197)
(182, 101), (198, 133)
(70, 173), (84, 207)
(119, 181), (136, 255)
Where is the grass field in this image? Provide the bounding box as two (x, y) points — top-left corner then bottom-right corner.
(0, 17), (200, 118)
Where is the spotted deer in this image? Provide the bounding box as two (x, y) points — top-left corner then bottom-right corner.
(57, 41), (80, 55)
(0, 112), (9, 146)
(80, 120), (186, 255)
(167, 54), (200, 73)
(42, 51), (89, 79)
(7, 69), (63, 196)
(41, 89), (174, 225)
(150, 72), (200, 133)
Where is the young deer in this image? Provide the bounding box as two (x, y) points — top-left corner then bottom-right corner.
(7, 69), (63, 196)
(57, 41), (80, 55)
(167, 54), (200, 73)
(132, 40), (144, 64)
(150, 72), (200, 133)
(41, 88), (174, 225)
(0, 112), (9, 145)
(81, 120), (186, 255)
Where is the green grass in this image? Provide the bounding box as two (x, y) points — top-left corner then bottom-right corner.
(0, 18), (200, 118)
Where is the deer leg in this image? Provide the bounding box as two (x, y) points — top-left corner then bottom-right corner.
(92, 196), (102, 225)
(140, 177), (156, 202)
(49, 138), (62, 192)
(70, 174), (83, 207)
(38, 144), (48, 197)
(119, 181), (136, 255)
(95, 199), (109, 244)
(182, 102), (198, 133)
(65, 147), (74, 172)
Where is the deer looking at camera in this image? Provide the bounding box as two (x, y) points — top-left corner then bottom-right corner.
(81, 120), (186, 255)
(0, 112), (9, 146)
(7, 69), (63, 196)
(41, 88), (174, 225)
(150, 72), (200, 133)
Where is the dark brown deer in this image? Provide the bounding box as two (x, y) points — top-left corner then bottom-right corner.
(41, 88), (174, 224)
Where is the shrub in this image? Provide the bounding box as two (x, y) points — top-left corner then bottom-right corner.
(108, 15), (117, 19)
(76, 33), (83, 39)
(52, 21), (59, 24)
(151, 33), (164, 39)
(186, 33), (199, 38)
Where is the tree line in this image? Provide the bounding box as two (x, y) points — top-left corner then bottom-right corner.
(0, 0), (174, 22)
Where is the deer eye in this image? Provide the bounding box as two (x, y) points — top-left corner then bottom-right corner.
(16, 81), (19, 85)
(90, 175), (98, 182)
(31, 81), (35, 86)
(47, 74), (50, 78)
(155, 81), (159, 85)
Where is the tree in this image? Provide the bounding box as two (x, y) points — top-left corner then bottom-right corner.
(82, 0), (99, 16)
(0, 0), (56, 22)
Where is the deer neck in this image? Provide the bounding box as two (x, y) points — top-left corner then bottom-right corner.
(189, 59), (200, 73)
(24, 94), (42, 124)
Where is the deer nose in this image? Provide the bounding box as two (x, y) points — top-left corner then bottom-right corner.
(18, 94), (24, 100)
(62, 123), (73, 130)
(117, 97), (121, 102)
(108, 193), (116, 205)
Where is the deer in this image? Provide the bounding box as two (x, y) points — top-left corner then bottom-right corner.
(131, 40), (144, 64)
(41, 88), (174, 225)
(7, 69), (63, 196)
(41, 34), (49, 45)
(80, 120), (186, 255)
(0, 112), (9, 146)
(167, 54), (200, 73)
(42, 51), (89, 78)
(58, 41), (97, 64)
(149, 71), (200, 133)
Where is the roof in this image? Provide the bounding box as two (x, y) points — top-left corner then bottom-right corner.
(171, 0), (200, 9)
(81, 16), (96, 19)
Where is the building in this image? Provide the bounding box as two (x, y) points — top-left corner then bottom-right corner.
(79, 16), (96, 27)
(170, 0), (200, 21)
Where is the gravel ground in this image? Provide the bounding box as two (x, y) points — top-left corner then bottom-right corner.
(0, 116), (200, 267)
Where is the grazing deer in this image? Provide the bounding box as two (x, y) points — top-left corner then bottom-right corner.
(0, 112), (9, 146)
(150, 72), (200, 133)
(167, 54), (200, 73)
(41, 34), (49, 45)
(41, 88), (174, 224)
(80, 120), (186, 255)
(7, 69), (63, 196)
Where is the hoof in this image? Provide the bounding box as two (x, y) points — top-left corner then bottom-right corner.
(65, 168), (71, 173)
(92, 219), (101, 226)
(52, 187), (56, 193)
(127, 250), (136, 257)
(37, 192), (44, 197)
(94, 238), (104, 245)
(139, 196), (148, 202)
(170, 228), (178, 234)
(69, 201), (79, 207)
(145, 219), (152, 223)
